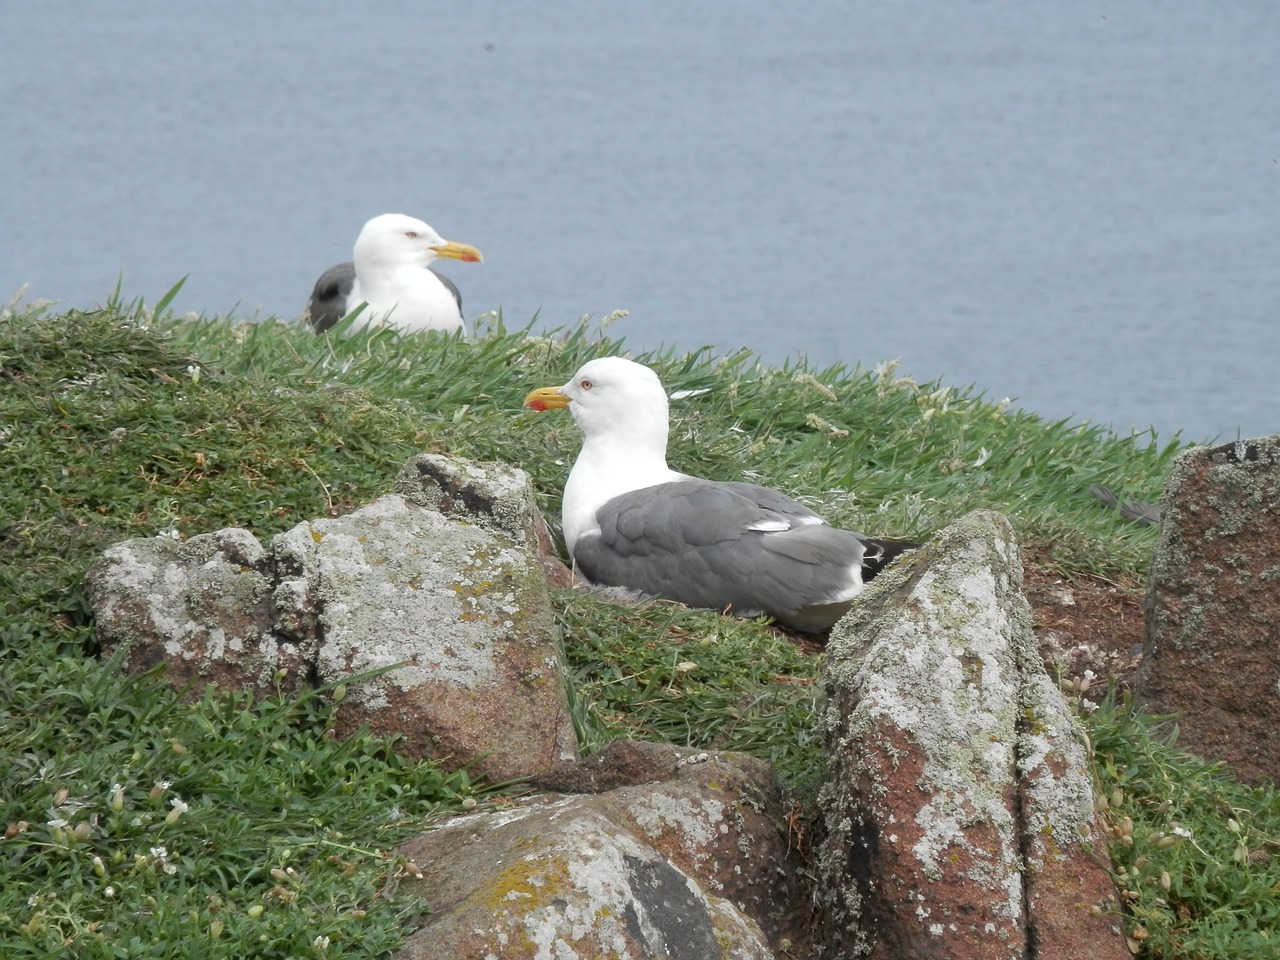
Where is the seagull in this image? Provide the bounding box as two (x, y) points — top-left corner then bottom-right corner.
(305, 213), (482, 334)
(524, 356), (916, 632)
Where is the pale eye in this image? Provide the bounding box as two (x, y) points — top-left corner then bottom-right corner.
(580, 378), (593, 391)
(405, 231), (418, 239)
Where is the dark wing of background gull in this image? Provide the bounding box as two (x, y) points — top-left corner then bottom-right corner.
(1088, 484), (1161, 526)
(573, 478), (900, 632)
(304, 262), (464, 332)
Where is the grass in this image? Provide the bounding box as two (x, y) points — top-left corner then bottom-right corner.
(1, 290), (1276, 957)
(1090, 695), (1280, 958)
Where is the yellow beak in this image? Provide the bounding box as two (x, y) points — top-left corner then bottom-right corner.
(524, 386), (571, 411)
(431, 240), (484, 264)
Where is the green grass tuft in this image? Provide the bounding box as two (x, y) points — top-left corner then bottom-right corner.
(1090, 693), (1280, 958)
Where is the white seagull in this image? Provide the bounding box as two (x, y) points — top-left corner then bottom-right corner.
(524, 356), (915, 632)
(306, 213), (482, 334)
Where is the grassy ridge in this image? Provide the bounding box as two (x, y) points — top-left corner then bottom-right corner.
(0, 299), (1275, 958)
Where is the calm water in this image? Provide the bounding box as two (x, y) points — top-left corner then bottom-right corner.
(3, 2), (1277, 442)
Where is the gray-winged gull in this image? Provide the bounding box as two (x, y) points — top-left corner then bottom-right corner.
(305, 213), (483, 334)
(524, 356), (916, 632)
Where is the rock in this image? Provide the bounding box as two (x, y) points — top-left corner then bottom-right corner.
(817, 510), (1124, 960)
(85, 456), (577, 783)
(1137, 436), (1280, 785)
(532, 738), (737, 794)
(396, 453), (574, 590)
(85, 527), (313, 692)
(396, 745), (809, 959)
(282, 493), (576, 781)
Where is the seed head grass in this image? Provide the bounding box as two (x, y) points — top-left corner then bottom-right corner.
(1, 297), (1274, 957)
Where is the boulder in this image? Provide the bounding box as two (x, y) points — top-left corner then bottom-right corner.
(85, 456), (577, 783)
(84, 527), (314, 692)
(1138, 435), (1280, 785)
(395, 744), (809, 959)
(817, 510), (1124, 960)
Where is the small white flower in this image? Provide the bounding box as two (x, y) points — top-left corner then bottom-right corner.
(46, 818), (68, 830)
(150, 845), (168, 859)
(972, 447), (991, 468)
(1172, 826), (1193, 839)
(314, 935), (331, 950)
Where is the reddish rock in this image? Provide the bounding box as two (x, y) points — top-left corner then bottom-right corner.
(85, 456), (578, 784)
(397, 747), (808, 959)
(1138, 436), (1280, 785)
(818, 510), (1125, 960)
(533, 738), (695, 794)
(279, 493), (576, 781)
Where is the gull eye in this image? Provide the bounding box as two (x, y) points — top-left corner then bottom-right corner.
(579, 378), (593, 391)
(405, 231), (418, 239)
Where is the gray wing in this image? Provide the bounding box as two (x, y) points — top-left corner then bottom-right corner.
(431, 268), (463, 313)
(723, 480), (919, 576)
(1088, 483), (1161, 526)
(306, 262), (356, 332)
(573, 479), (868, 632)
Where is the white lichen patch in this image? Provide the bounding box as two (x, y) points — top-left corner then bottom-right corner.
(395, 454), (543, 547)
(624, 789), (726, 851)
(91, 534), (275, 665)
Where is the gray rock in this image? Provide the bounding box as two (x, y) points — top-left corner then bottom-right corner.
(85, 527), (312, 692)
(1138, 435), (1280, 784)
(397, 453), (575, 589)
(395, 746), (808, 960)
(817, 510), (1124, 960)
(85, 456), (577, 783)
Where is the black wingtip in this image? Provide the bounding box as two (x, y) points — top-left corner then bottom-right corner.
(860, 537), (921, 580)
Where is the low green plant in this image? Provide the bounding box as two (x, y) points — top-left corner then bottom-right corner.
(0, 653), (480, 958)
(558, 593), (825, 789)
(1089, 693), (1280, 958)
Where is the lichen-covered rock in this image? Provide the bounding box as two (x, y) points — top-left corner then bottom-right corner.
(817, 510), (1123, 960)
(1138, 436), (1280, 784)
(84, 528), (313, 692)
(85, 456), (577, 783)
(396, 747), (807, 960)
(287, 494), (576, 780)
(396, 453), (574, 589)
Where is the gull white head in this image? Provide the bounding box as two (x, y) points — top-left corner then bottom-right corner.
(352, 213), (483, 274)
(524, 357), (682, 551)
(526, 357), (670, 448)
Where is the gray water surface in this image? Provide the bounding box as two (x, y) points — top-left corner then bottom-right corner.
(3, 2), (1277, 442)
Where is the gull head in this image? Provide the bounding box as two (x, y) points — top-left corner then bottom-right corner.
(524, 356), (670, 444)
(353, 213), (483, 273)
